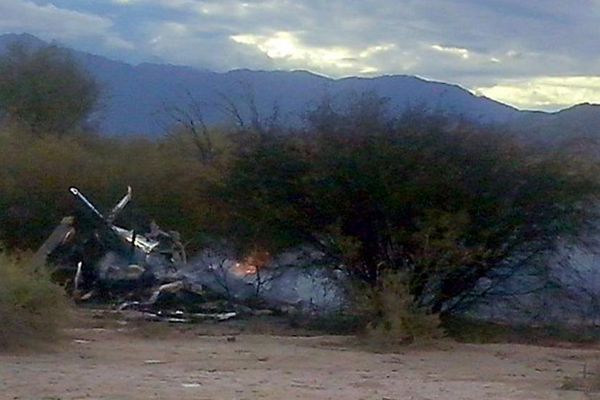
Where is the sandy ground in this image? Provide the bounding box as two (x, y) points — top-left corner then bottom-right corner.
(1, 311), (599, 400)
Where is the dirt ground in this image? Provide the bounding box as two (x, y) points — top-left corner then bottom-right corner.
(1, 310), (599, 400)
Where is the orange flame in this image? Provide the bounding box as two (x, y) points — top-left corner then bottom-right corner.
(231, 251), (272, 277)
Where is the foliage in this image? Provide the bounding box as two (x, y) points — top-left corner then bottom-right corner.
(0, 43), (100, 135)
(0, 252), (70, 350)
(0, 94), (597, 320)
(354, 271), (443, 344)
(213, 132), (313, 252)
(0, 128), (219, 250)
(0, 41), (595, 354)
(216, 102), (600, 314)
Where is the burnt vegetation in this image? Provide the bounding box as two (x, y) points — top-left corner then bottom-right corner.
(0, 43), (599, 344)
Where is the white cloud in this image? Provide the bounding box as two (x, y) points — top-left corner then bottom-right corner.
(0, 0), (133, 49)
(359, 44), (396, 58)
(431, 44), (470, 59)
(111, 0), (189, 6)
(230, 31), (394, 75)
(474, 77), (600, 110)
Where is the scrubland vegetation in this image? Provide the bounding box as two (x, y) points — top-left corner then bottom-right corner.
(0, 253), (69, 349)
(0, 43), (599, 346)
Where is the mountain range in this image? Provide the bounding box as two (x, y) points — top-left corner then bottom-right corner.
(1, 33), (599, 147)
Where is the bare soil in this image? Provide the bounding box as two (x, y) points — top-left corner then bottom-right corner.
(0, 310), (598, 400)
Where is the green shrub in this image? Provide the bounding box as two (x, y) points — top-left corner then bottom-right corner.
(0, 98), (597, 324)
(0, 128), (221, 251)
(216, 105), (600, 314)
(0, 253), (70, 350)
(0, 42), (100, 135)
(355, 271), (443, 345)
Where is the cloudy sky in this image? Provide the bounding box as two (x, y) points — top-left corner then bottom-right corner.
(1, 0), (599, 110)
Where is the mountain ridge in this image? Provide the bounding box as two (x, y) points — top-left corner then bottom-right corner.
(1, 32), (599, 144)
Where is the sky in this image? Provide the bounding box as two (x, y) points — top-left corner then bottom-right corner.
(1, 0), (599, 111)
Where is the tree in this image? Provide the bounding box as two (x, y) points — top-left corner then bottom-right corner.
(160, 91), (217, 165)
(0, 43), (100, 135)
(213, 100), (600, 316)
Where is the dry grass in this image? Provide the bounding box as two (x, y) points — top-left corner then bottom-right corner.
(562, 363), (600, 396)
(0, 253), (70, 350)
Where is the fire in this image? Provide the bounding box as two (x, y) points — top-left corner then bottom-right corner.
(232, 262), (258, 276)
(231, 251), (272, 277)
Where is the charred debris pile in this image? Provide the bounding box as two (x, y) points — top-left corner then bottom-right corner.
(35, 186), (346, 323)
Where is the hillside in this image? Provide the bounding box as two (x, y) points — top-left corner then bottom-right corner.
(0, 33), (518, 135)
(1, 33), (600, 145)
(509, 103), (600, 146)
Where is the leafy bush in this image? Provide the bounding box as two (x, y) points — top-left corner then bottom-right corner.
(0, 95), (597, 324)
(216, 104), (600, 315)
(354, 271), (443, 344)
(0, 43), (100, 135)
(0, 128), (217, 251)
(0, 253), (70, 349)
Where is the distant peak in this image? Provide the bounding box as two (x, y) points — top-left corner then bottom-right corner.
(555, 102), (600, 114)
(0, 32), (47, 46)
(570, 102), (599, 109)
(135, 62), (207, 72)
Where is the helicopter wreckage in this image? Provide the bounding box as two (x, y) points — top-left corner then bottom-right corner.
(35, 187), (347, 322)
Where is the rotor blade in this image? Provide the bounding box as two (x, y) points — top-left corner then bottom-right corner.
(107, 186), (132, 224)
(69, 187), (105, 220)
